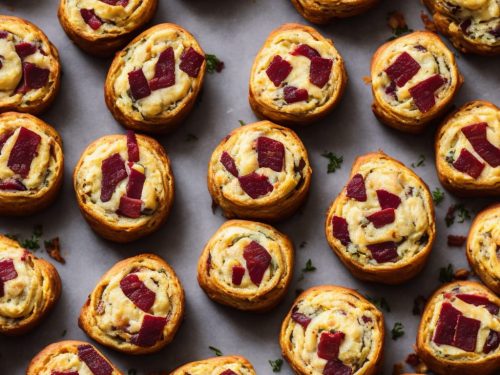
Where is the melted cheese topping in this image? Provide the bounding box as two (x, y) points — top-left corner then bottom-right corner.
(251, 28), (341, 114)
(112, 28), (201, 121)
(173, 361), (255, 375)
(332, 158), (432, 265)
(38, 352), (95, 375)
(284, 289), (382, 374)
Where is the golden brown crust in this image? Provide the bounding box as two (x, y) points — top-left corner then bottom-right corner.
(248, 23), (347, 126)
(79, 254), (185, 355)
(27, 340), (123, 374)
(197, 219), (294, 312)
(58, 0), (158, 56)
(170, 355), (257, 375)
(325, 151), (436, 284)
(290, 0), (379, 24)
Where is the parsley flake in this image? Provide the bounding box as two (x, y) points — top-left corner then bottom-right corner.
(439, 264), (454, 283)
(432, 187), (445, 205)
(391, 322), (405, 340)
(205, 54), (224, 73)
(209, 346), (223, 356)
(322, 152), (343, 173)
(411, 154), (426, 168)
(269, 358), (283, 372)
(368, 296), (391, 312)
(302, 259), (316, 272)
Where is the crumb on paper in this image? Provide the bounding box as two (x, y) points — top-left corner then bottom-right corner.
(420, 12), (437, 32)
(44, 237), (65, 264)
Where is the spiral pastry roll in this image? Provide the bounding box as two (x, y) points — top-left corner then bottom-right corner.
(0, 16), (61, 115)
(466, 204), (500, 294)
(0, 234), (61, 335)
(207, 121), (311, 221)
(0, 112), (63, 216)
(424, 0), (500, 55)
(280, 285), (384, 375)
(27, 340), (123, 375)
(73, 131), (174, 243)
(58, 0), (158, 56)
(197, 220), (294, 312)
(371, 31), (462, 133)
(170, 355), (257, 375)
(79, 254), (184, 354)
(435, 100), (500, 196)
(105, 23), (206, 134)
(325, 152), (435, 284)
(290, 0), (379, 24)
(417, 281), (500, 375)
(249, 23), (346, 126)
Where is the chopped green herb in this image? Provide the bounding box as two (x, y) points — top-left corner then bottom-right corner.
(299, 241), (307, 249)
(432, 187), (445, 206)
(439, 264), (454, 283)
(322, 152), (343, 173)
(391, 322), (405, 340)
(238, 120), (246, 126)
(269, 358), (283, 372)
(445, 150), (455, 164)
(456, 204), (471, 223)
(205, 54), (224, 73)
(412, 295), (427, 316)
(411, 154), (426, 168)
(185, 133), (198, 142)
(302, 259), (316, 272)
(61, 329), (67, 337)
(368, 296), (391, 312)
(19, 225), (43, 250)
(209, 346), (223, 356)
(445, 204), (470, 226)
(5, 233), (18, 241)
(387, 11), (414, 40)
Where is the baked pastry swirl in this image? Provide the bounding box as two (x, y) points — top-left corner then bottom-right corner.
(73, 131), (174, 242)
(466, 204), (500, 294)
(0, 234), (61, 335)
(0, 16), (61, 115)
(371, 31), (462, 133)
(290, 0), (379, 24)
(435, 100), (500, 196)
(58, 0), (158, 56)
(197, 220), (294, 312)
(280, 285), (385, 375)
(170, 355), (257, 375)
(0, 112), (64, 216)
(105, 23), (206, 133)
(27, 340), (123, 375)
(424, 0), (500, 55)
(79, 254), (184, 354)
(325, 152), (435, 284)
(249, 23), (347, 126)
(416, 281), (500, 375)
(207, 121), (312, 221)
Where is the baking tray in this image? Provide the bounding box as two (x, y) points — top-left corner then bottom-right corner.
(0, 0), (498, 373)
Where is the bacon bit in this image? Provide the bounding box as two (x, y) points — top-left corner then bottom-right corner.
(409, 74), (446, 113)
(149, 47), (176, 91)
(15, 42), (37, 59)
(284, 86), (308, 103)
(238, 172), (273, 199)
(257, 136), (285, 172)
(367, 242), (399, 263)
(128, 68), (151, 100)
(453, 268), (470, 280)
(346, 174), (367, 201)
(332, 216), (350, 245)
(44, 237), (65, 264)
(447, 235), (466, 247)
(17, 62), (50, 93)
(80, 9), (103, 30)
(126, 130), (140, 162)
(77, 345), (113, 375)
(231, 265), (245, 285)
(179, 47), (205, 78)
(100, 153), (127, 202)
(453, 148), (485, 179)
(309, 57), (333, 88)
(8, 127), (41, 178)
(220, 151), (238, 177)
(266, 55), (292, 87)
(362, 76), (372, 85)
(291, 44), (320, 59)
(385, 52), (420, 87)
(131, 315), (168, 347)
(461, 122), (500, 167)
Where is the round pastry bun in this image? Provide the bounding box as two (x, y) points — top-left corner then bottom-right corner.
(170, 355), (257, 375)
(249, 23), (347, 126)
(416, 281), (500, 375)
(290, 0), (379, 24)
(27, 340), (123, 374)
(371, 31), (462, 133)
(58, 0), (158, 56)
(0, 15), (61, 115)
(280, 285), (385, 375)
(207, 120), (312, 222)
(435, 100), (500, 197)
(423, 0), (500, 55)
(466, 204), (500, 295)
(0, 234), (61, 335)
(197, 219), (294, 312)
(79, 253), (185, 355)
(73, 132), (174, 243)
(325, 151), (435, 284)
(0, 112), (64, 216)
(105, 23), (206, 134)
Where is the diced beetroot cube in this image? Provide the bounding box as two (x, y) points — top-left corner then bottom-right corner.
(131, 314), (168, 347)
(317, 331), (345, 360)
(332, 216), (350, 245)
(0, 259), (18, 287)
(120, 273), (156, 312)
(51, 371), (79, 375)
(483, 330), (499, 354)
(453, 315), (480, 352)
(220, 371), (237, 375)
(257, 136), (285, 172)
(376, 189), (401, 209)
(126, 168), (145, 199)
(291, 44), (320, 59)
(99, 0), (129, 5)
(0, 130), (13, 153)
(366, 208), (396, 228)
(266, 55), (292, 87)
(17, 62), (49, 93)
(453, 148), (485, 179)
(310, 57), (333, 88)
(0, 179), (27, 191)
(128, 68), (151, 100)
(15, 42), (37, 59)
(385, 80), (397, 98)
(323, 359), (352, 375)
(409, 74), (446, 113)
(385, 52), (421, 87)
(231, 265), (245, 285)
(126, 130), (140, 162)
(100, 153), (127, 202)
(346, 174), (367, 202)
(447, 235), (466, 247)
(367, 242), (398, 263)
(461, 122), (500, 167)
(220, 151), (238, 177)
(284, 86), (308, 104)
(77, 344), (113, 375)
(243, 241), (272, 286)
(0, 31), (8, 38)
(433, 302), (461, 346)
(179, 47), (204, 78)
(456, 294), (499, 315)
(291, 309), (311, 329)
(118, 196), (142, 218)
(80, 9), (103, 30)
(149, 47), (176, 91)
(7, 127), (41, 178)
(0, 280), (3, 298)
(238, 172), (273, 199)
